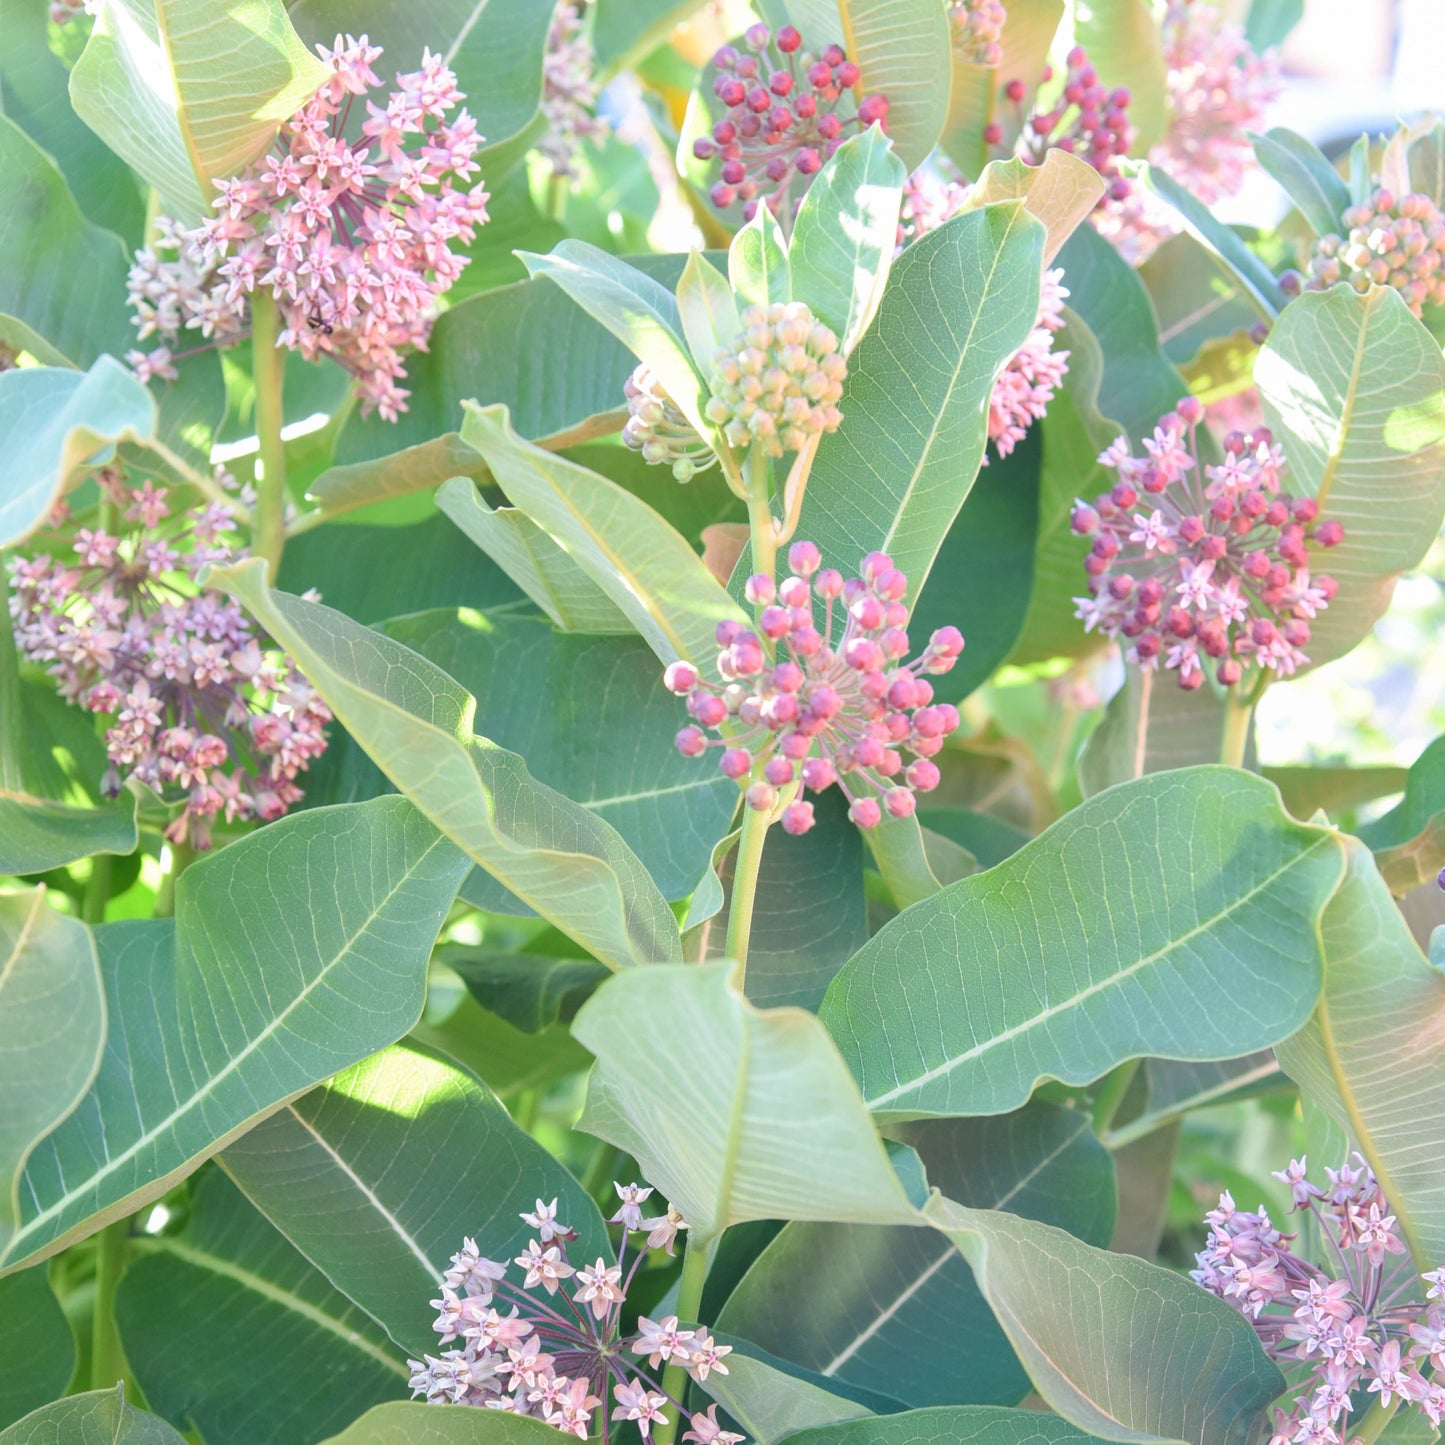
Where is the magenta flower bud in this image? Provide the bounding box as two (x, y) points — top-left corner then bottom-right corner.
(689, 693), (727, 728)
(776, 24), (802, 51)
(930, 626), (964, 656)
(850, 595), (885, 630)
(715, 45), (739, 69)
(731, 639), (765, 674)
(1177, 395), (1204, 425)
(788, 540), (822, 575)
(1313, 520), (1344, 547)
(860, 551), (893, 581)
(807, 60), (832, 87)
(906, 758), (940, 791)
(791, 625), (822, 656)
(745, 781), (776, 811)
(885, 787), (916, 818)
(716, 619), (743, 646)
(745, 573), (776, 605)
(772, 661), (803, 693)
(664, 661), (699, 693)
(675, 726), (707, 756)
(721, 748), (753, 779)
(759, 606), (791, 640)
(849, 797), (882, 828)
(781, 731), (811, 760)
(879, 627), (910, 659)
(984, 121), (1003, 145)
(887, 676), (919, 710)
(857, 94), (888, 124)
(764, 756), (795, 786)
(1071, 503), (1100, 534)
(744, 21), (770, 48)
(711, 182), (738, 208)
(814, 569), (844, 600)
(782, 800), (814, 834)
(844, 637), (885, 672)
(778, 576), (811, 609)
(808, 684), (842, 719)
(802, 757), (836, 790)
(912, 706), (945, 739)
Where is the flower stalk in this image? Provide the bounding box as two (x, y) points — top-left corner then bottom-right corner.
(250, 291), (288, 575)
(90, 1218), (130, 1392)
(654, 1239), (712, 1445)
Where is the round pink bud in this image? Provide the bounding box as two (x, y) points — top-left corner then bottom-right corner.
(861, 551), (893, 581)
(721, 748), (753, 779)
(1313, 520), (1344, 547)
(664, 661), (699, 693)
(731, 639), (766, 674)
(1216, 659), (1243, 687)
(788, 540), (821, 575)
(801, 756), (836, 790)
(676, 726), (707, 756)
(1176, 395), (1204, 425)
(1071, 503), (1100, 534)
(745, 574), (776, 605)
(887, 676), (920, 709)
(759, 606), (791, 639)
(763, 693), (799, 725)
(778, 576), (810, 608)
(930, 626), (964, 657)
(814, 569), (845, 600)
(690, 692), (727, 727)
(808, 685), (842, 719)
(776, 24), (802, 52)
(782, 800), (814, 834)
(716, 619), (743, 645)
(936, 704), (961, 734)
(912, 706), (945, 739)
(807, 60), (832, 87)
(885, 787), (916, 819)
(791, 625), (822, 656)
(983, 122), (1003, 145)
(873, 567), (908, 601)
(781, 731), (812, 760)
(744, 22), (770, 48)
(850, 595), (885, 630)
(745, 782), (776, 811)
(763, 757), (795, 787)
(849, 797), (882, 828)
(906, 758), (940, 791)
(773, 661), (804, 692)
(844, 637), (885, 672)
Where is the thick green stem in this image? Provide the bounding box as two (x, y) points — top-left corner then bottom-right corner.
(744, 448), (776, 582)
(1220, 688), (1253, 770)
(654, 1237), (710, 1445)
(1092, 1058), (1141, 1136)
(1352, 1396), (1399, 1445)
(724, 801), (771, 981)
(153, 839), (196, 920)
(249, 292), (288, 574)
(90, 1219), (130, 1391)
(82, 855), (112, 926)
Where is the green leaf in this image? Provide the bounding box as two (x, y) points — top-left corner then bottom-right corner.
(1277, 838), (1445, 1268)
(0, 1387), (187, 1444)
(717, 1103), (1114, 1409)
(863, 814), (963, 910)
(0, 790), (137, 877)
(1263, 764), (1410, 823)
(0, 116), (134, 367)
(700, 1349), (875, 1445)
(789, 127), (906, 352)
(318, 1402), (559, 1444)
(0, 891), (105, 1259)
(924, 1196), (1284, 1445)
(794, 203), (1045, 593)
(221, 1040), (609, 1355)
(115, 1172), (406, 1445)
(780, 1405), (1111, 1445)
(436, 482), (633, 633)
(2, 797), (467, 1274)
(382, 608), (737, 901)
(1073, 0), (1168, 149)
(1358, 734), (1445, 894)
(1107, 1053), (1283, 1148)
(820, 768), (1345, 1120)
(574, 961), (919, 1241)
(290, 0), (553, 158)
(1256, 285), (1445, 667)
(842, 0), (951, 172)
(70, 0), (328, 222)
(0, 359), (156, 549)
(1246, 0), (1304, 51)
(1249, 128), (1351, 237)
(446, 951), (609, 1032)
(0, 1267), (75, 1430)
(963, 151), (1106, 265)
(729, 208), (792, 311)
(1141, 234), (1260, 371)
(210, 561), (681, 969)
(677, 251), (743, 379)
(457, 407), (748, 665)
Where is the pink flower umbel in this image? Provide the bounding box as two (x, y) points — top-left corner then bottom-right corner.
(987, 267), (1069, 458)
(666, 544), (964, 835)
(9, 470), (329, 849)
(1193, 1156), (1445, 1441)
(1070, 397), (1344, 689)
(949, 0), (1007, 66)
(407, 1183), (740, 1441)
(538, 3), (608, 180)
(126, 34), (490, 419)
(693, 24), (889, 222)
(1304, 188), (1445, 318)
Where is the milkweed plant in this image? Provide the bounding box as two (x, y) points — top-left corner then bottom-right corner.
(2, 2), (1445, 1443)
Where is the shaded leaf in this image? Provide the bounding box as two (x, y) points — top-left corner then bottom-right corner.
(0, 1266), (75, 1430)
(1263, 764), (1410, 825)
(1250, 128), (1351, 237)
(212, 562), (681, 968)
(1258, 285), (1445, 666)
(574, 961), (919, 1240)
(0, 1387), (186, 1444)
(446, 951), (610, 1033)
(116, 1172), (406, 1445)
(1072, 0), (1167, 149)
(1358, 735), (1445, 895)
(0, 790), (137, 877)
(700, 1349), (875, 1445)
(2, 797), (467, 1274)
(221, 1040), (609, 1355)
(318, 1402), (560, 1443)
(782, 1405), (1112, 1445)
(1246, 0), (1304, 55)
(821, 768), (1344, 1120)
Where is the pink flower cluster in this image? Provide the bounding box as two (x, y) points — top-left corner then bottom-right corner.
(1305, 188), (1445, 318)
(538, 3), (608, 180)
(1071, 399), (1344, 689)
(666, 544), (964, 835)
(126, 35), (490, 419)
(9, 471), (329, 849)
(1193, 1157), (1445, 1443)
(693, 25), (889, 222)
(950, 0), (1007, 66)
(408, 1184), (742, 1443)
(1095, 1), (1280, 263)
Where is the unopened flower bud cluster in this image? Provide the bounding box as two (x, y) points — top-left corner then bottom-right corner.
(409, 1183), (743, 1442)
(622, 365), (718, 481)
(949, 0), (1006, 66)
(9, 470), (329, 849)
(1194, 1156), (1445, 1441)
(1305, 188), (1445, 318)
(667, 543), (965, 835)
(537, 3), (608, 180)
(693, 24), (889, 222)
(1071, 397), (1344, 689)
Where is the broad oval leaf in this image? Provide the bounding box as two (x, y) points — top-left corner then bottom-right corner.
(1249, 127), (1351, 237)
(793, 203), (1044, 594)
(221, 1040), (610, 1354)
(1276, 839), (1445, 1268)
(457, 407), (748, 666)
(962, 151), (1106, 264)
(574, 961), (919, 1241)
(1, 797), (467, 1275)
(1072, 0), (1168, 149)
(115, 1172), (407, 1445)
(730, 208), (792, 312)
(0, 891), (105, 1259)
(781, 1405), (1111, 1445)
(0, 791), (138, 876)
(318, 1402), (558, 1444)
(0, 116), (133, 367)
(1358, 734), (1445, 895)
(0, 1264), (75, 1430)
(821, 768), (1345, 1120)
(0, 1387), (186, 1444)
(0, 359), (156, 549)
(1256, 284), (1445, 667)
(925, 1197), (1285, 1445)
(71, 0), (328, 221)
(211, 560), (682, 969)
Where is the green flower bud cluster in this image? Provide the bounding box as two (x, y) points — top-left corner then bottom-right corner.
(1307, 188), (1445, 317)
(704, 302), (846, 458)
(621, 364), (717, 483)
